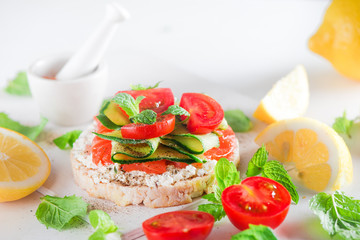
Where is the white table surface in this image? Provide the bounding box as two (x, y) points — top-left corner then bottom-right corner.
(1, 0), (360, 239)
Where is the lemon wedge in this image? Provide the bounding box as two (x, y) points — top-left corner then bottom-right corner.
(255, 118), (352, 192)
(253, 65), (309, 124)
(0, 127), (50, 202)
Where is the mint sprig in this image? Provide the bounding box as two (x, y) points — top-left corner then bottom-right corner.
(0, 113), (47, 141)
(310, 191), (360, 240)
(53, 130), (82, 150)
(130, 109), (157, 125)
(36, 195), (88, 230)
(130, 81), (161, 90)
(112, 93), (157, 125)
(246, 145), (299, 204)
(161, 105), (190, 117)
(112, 93), (144, 117)
(333, 112), (354, 138)
(224, 109), (252, 132)
(4, 71), (31, 96)
(231, 224), (278, 240)
(198, 158), (240, 221)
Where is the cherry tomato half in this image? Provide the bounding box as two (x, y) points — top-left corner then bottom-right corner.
(179, 93), (224, 134)
(221, 176), (291, 230)
(143, 211), (214, 240)
(118, 88), (174, 114)
(121, 114), (175, 139)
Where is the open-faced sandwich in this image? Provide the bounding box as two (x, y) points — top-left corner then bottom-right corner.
(71, 86), (240, 208)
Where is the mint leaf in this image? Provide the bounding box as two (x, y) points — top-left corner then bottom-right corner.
(89, 230), (107, 240)
(112, 93), (144, 117)
(231, 224), (278, 240)
(161, 105), (190, 116)
(89, 210), (118, 233)
(53, 130), (82, 150)
(0, 113), (47, 140)
(310, 191), (360, 239)
(333, 112), (354, 138)
(135, 96), (145, 107)
(224, 109), (252, 132)
(198, 204), (226, 221)
(130, 109), (157, 125)
(89, 210), (119, 240)
(246, 145), (268, 177)
(4, 72), (31, 96)
(202, 193), (219, 203)
(130, 81), (161, 90)
(36, 195), (88, 230)
(263, 160), (299, 204)
(215, 158), (241, 192)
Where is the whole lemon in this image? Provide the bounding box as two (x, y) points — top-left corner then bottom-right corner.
(309, 0), (360, 81)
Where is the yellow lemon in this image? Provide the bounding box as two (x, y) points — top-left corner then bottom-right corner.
(309, 0), (360, 81)
(253, 65), (309, 124)
(255, 118), (352, 192)
(0, 127), (50, 202)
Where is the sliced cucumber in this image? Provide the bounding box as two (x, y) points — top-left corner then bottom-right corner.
(101, 101), (130, 126)
(96, 114), (122, 130)
(160, 139), (205, 163)
(112, 144), (202, 164)
(94, 131), (160, 158)
(161, 124), (220, 154)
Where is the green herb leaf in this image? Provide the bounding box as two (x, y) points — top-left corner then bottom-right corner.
(202, 193), (220, 203)
(112, 93), (144, 117)
(263, 160), (299, 204)
(0, 113), (47, 140)
(198, 204), (226, 221)
(161, 105), (190, 116)
(130, 109), (157, 125)
(333, 112), (354, 138)
(53, 130), (82, 150)
(231, 224), (278, 240)
(224, 109), (252, 132)
(36, 195), (88, 230)
(215, 158), (240, 192)
(88, 210), (120, 240)
(89, 210), (118, 233)
(89, 230), (107, 240)
(4, 72), (31, 96)
(246, 145), (268, 177)
(198, 158), (240, 221)
(130, 81), (161, 90)
(310, 191), (360, 239)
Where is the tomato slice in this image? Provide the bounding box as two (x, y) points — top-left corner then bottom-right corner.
(203, 127), (237, 161)
(143, 211), (214, 240)
(179, 93), (224, 134)
(221, 176), (291, 230)
(121, 114), (175, 139)
(121, 160), (167, 174)
(117, 88), (174, 114)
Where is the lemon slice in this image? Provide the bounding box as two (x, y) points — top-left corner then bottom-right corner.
(253, 65), (309, 124)
(0, 127), (50, 202)
(255, 118), (352, 192)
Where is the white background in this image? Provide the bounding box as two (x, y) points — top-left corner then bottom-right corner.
(0, 0), (332, 98)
